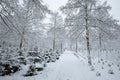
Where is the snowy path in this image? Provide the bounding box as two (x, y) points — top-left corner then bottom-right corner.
(47, 51), (87, 80)
(49, 51), (120, 80)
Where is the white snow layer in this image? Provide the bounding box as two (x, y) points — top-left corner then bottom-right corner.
(0, 50), (120, 80)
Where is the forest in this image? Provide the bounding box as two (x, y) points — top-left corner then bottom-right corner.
(0, 0), (120, 80)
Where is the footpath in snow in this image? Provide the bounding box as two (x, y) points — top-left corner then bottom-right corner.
(0, 50), (120, 80)
(47, 51), (88, 80)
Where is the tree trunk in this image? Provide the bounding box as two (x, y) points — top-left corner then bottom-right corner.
(76, 38), (78, 53)
(19, 38), (23, 50)
(70, 43), (72, 50)
(85, 25), (92, 65)
(61, 43), (63, 54)
(53, 39), (55, 51)
(99, 31), (102, 50)
(98, 31), (102, 62)
(2, 41), (5, 49)
(85, 2), (92, 65)
(19, 29), (25, 50)
(19, 28), (25, 56)
(53, 13), (57, 51)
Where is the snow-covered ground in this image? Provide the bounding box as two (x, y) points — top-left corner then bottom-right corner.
(0, 50), (120, 80)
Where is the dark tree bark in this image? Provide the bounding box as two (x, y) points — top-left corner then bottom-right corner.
(85, 1), (92, 65)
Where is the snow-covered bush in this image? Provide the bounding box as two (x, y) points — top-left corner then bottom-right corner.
(0, 63), (12, 76)
(35, 63), (44, 71)
(0, 47), (23, 76)
(0, 61), (21, 76)
(27, 51), (39, 57)
(17, 56), (27, 65)
(23, 65), (37, 77)
(0, 48), (61, 76)
(23, 63), (44, 76)
(27, 57), (43, 63)
(50, 55), (56, 62)
(43, 49), (61, 63)
(44, 55), (50, 63)
(35, 67), (44, 71)
(18, 50), (23, 56)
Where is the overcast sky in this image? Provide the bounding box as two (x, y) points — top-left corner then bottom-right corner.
(44, 0), (120, 23)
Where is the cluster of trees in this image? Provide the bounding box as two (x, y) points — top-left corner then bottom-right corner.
(0, 0), (120, 65)
(0, 0), (49, 50)
(61, 0), (120, 65)
(0, 0), (66, 52)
